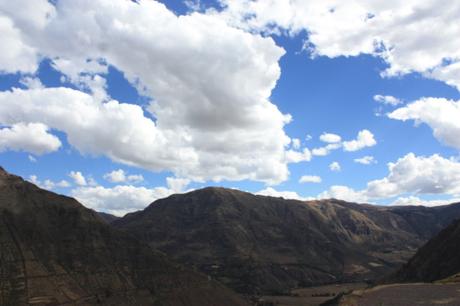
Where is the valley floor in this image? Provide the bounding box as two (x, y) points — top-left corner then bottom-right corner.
(253, 283), (368, 306)
(254, 280), (460, 306)
(337, 282), (460, 306)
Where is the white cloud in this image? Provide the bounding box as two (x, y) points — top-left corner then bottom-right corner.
(72, 185), (173, 216)
(318, 185), (367, 203)
(291, 138), (301, 150)
(73, 174), (191, 217)
(126, 174), (144, 183)
(373, 94), (402, 106)
(20, 76), (44, 89)
(311, 130), (375, 157)
(389, 97), (460, 151)
(103, 169), (144, 183)
(366, 153), (460, 198)
(320, 132), (341, 143)
(0, 0), (313, 185)
(299, 175), (321, 184)
(87, 177), (98, 187)
(285, 148), (312, 163)
(0, 122), (61, 155)
(184, 0), (203, 12)
(28, 175), (38, 184)
(217, 1), (460, 90)
(28, 175), (70, 190)
(0, 15), (38, 73)
(56, 180), (71, 188)
(320, 153), (460, 203)
(52, 59), (109, 102)
(166, 177), (191, 193)
(28, 155), (37, 162)
(311, 147), (328, 157)
(312, 143), (341, 156)
(69, 171), (87, 186)
(329, 161), (341, 172)
(256, 187), (308, 201)
(429, 61), (460, 90)
(342, 130), (377, 152)
(390, 196), (460, 207)
(354, 156), (376, 165)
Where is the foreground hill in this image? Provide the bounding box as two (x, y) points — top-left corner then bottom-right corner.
(0, 168), (248, 306)
(114, 187), (460, 295)
(391, 218), (460, 283)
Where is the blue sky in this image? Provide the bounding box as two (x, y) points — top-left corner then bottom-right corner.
(1, 0), (460, 215)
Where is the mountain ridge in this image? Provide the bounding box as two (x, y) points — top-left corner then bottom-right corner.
(5, 165), (460, 301)
(114, 187), (460, 294)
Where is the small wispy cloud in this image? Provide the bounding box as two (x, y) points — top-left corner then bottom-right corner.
(373, 94), (402, 106)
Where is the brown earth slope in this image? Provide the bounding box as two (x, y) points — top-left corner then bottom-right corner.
(0, 167), (248, 306)
(114, 187), (460, 295)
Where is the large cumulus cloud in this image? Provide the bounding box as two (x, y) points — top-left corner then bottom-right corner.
(0, 0), (309, 184)
(217, 0), (460, 90)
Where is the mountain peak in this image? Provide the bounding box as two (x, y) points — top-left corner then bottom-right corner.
(0, 166), (9, 176)
(0, 166), (22, 186)
(153, 187), (254, 206)
(191, 186), (248, 197)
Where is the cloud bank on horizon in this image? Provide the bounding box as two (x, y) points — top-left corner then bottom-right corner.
(0, 0), (459, 215)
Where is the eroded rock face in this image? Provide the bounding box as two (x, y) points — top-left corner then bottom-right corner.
(0, 167), (248, 306)
(115, 187), (460, 295)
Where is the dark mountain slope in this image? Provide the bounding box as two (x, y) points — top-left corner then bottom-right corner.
(115, 187), (460, 294)
(390, 216), (460, 283)
(0, 168), (248, 306)
(97, 211), (120, 223)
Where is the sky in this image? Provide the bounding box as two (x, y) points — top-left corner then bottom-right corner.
(1, 0), (460, 215)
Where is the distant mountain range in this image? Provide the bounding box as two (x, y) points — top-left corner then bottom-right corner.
(113, 187), (460, 295)
(3, 166), (460, 304)
(0, 167), (248, 305)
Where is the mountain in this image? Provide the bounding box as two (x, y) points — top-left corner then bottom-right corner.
(114, 187), (460, 295)
(0, 167), (248, 306)
(98, 211), (120, 223)
(390, 217), (460, 283)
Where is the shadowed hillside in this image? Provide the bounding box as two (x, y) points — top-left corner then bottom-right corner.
(0, 167), (248, 306)
(390, 217), (460, 283)
(97, 211), (120, 224)
(114, 187), (460, 295)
